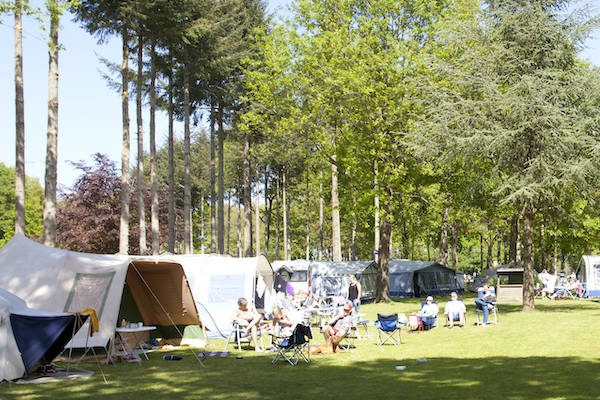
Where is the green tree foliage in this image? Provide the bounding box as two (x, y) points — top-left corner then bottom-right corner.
(418, 0), (600, 309)
(0, 163), (43, 247)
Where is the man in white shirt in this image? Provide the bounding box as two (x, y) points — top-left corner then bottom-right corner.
(444, 291), (466, 328)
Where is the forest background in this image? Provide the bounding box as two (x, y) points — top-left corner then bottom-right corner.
(2, 0), (600, 308)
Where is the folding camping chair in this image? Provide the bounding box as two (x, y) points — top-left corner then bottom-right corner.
(224, 322), (264, 352)
(420, 301), (439, 329)
(270, 324), (312, 365)
(376, 314), (401, 346)
(475, 288), (498, 326)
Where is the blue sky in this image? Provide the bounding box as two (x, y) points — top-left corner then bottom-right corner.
(0, 0), (598, 189)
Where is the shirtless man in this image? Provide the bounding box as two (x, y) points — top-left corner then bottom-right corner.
(233, 297), (263, 352)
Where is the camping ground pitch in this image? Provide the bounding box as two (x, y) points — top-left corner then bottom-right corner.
(1, 295), (599, 399)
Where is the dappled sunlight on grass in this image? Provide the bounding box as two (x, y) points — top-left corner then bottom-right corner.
(1, 297), (599, 399)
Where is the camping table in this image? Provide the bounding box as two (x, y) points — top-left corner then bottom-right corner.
(115, 326), (156, 360)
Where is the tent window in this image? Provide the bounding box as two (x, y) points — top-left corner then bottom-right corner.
(63, 272), (115, 318)
(208, 274), (245, 303)
(595, 266), (600, 286)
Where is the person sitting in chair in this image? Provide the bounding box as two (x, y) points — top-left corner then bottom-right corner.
(474, 284), (495, 326)
(444, 291), (466, 328)
(233, 297), (263, 352)
(272, 306), (295, 337)
(321, 303), (354, 353)
(418, 296), (439, 329)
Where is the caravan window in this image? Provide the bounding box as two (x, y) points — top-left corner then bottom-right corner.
(595, 265), (600, 287)
(290, 271), (308, 282)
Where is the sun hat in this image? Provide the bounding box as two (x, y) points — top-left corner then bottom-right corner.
(426, 296), (433, 302)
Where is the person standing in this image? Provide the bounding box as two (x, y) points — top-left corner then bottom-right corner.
(347, 275), (362, 317)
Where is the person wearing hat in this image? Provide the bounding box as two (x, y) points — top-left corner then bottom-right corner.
(322, 303), (354, 352)
(418, 296), (439, 329)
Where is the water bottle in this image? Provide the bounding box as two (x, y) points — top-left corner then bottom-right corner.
(163, 355), (182, 361)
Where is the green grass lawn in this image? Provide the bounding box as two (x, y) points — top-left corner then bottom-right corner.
(2, 295), (599, 400)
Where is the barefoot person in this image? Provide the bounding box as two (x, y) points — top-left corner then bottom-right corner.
(321, 303), (353, 353)
(233, 297), (263, 352)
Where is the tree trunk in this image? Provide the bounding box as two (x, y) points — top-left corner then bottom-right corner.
(318, 166), (324, 260)
(119, 25), (130, 255)
(497, 232), (501, 265)
(351, 193), (357, 261)
(540, 222), (546, 271)
(283, 170), (289, 260)
(227, 189), (231, 255)
(167, 51), (175, 253)
(264, 170), (271, 255)
(402, 223), (409, 259)
(237, 189), (242, 257)
(275, 175), (280, 260)
(136, 32), (146, 255)
(218, 104), (225, 254)
(210, 100), (216, 253)
(331, 138), (342, 262)
(43, 5), (59, 246)
(183, 64), (191, 254)
(479, 233), (483, 271)
(373, 159), (380, 263)
(522, 206), (536, 311)
(306, 169), (311, 260)
(427, 238), (431, 261)
(486, 232), (494, 270)
(255, 174), (260, 255)
(451, 222), (458, 268)
(149, 38), (159, 255)
(14, 0), (25, 236)
(243, 132), (252, 256)
(509, 215), (518, 264)
(376, 199), (392, 303)
(439, 208), (449, 266)
(200, 193), (205, 254)
(552, 235), (558, 274)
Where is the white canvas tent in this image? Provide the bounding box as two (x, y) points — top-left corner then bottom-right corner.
(0, 234), (202, 350)
(577, 255), (600, 297)
(0, 235), (274, 345)
(0, 288), (85, 381)
(167, 254), (274, 339)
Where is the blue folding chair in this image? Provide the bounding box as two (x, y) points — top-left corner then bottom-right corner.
(376, 314), (401, 346)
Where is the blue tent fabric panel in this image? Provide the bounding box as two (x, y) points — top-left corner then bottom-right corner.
(389, 272), (414, 297)
(10, 313), (82, 372)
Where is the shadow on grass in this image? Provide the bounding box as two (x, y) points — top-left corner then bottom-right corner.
(2, 352), (599, 400)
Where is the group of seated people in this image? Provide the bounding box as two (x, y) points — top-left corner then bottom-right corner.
(233, 283), (497, 354)
(233, 293), (357, 354)
(538, 269), (582, 299)
(415, 284), (496, 328)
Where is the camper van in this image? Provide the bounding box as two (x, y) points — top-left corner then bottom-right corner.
(271, 260), (312, 295)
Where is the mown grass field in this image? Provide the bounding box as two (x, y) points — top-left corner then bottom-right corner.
(2, 295), (599, 400)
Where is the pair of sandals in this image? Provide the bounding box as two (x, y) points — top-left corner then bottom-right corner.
(36, 364), (58, 375)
